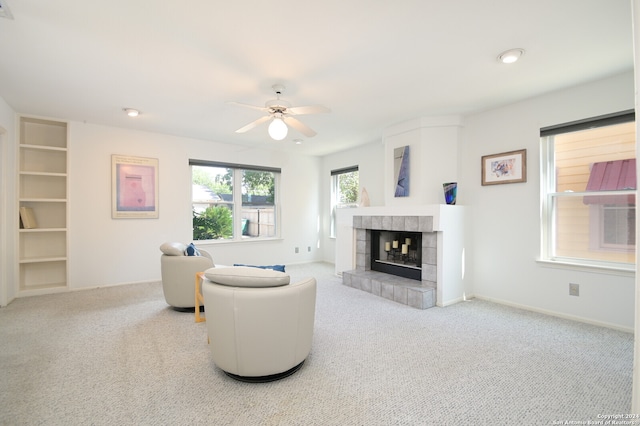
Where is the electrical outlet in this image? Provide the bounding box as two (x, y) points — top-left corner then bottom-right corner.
(295, 247), (299, 253)
(569, 283), (580, 296)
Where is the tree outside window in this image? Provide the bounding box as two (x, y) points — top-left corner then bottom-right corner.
(330, 167), (359, 238)
(191, 163), (279, 241)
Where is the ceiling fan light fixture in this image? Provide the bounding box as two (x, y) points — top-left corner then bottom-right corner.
(230, 84), (327, 138)
(498, 48), (525, 64)
(268, 117), (288, 140)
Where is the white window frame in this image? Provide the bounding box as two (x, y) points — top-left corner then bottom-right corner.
(539, 111), (636, 271)
(330, 166), (359, 238)
(190, 160), (281, 243)
(590, 204), (636, 251)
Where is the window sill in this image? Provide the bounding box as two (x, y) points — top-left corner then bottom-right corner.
(536, 258), (635, 277)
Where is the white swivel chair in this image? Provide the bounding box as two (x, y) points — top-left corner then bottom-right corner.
(160, 242), (214, 310)
(202, 266), (317, 382)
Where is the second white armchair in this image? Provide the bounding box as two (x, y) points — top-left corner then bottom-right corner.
(159, 242), (214, 310)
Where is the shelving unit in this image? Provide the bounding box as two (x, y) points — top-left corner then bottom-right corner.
(18, 116), (68, 293)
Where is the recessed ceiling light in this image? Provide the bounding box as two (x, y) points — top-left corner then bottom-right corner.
(293, 139), (303, 145)
(123, 108), (140, 117)
(498, 48), (525, 64)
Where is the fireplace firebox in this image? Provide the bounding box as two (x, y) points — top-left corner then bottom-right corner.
(371, 230), (422, 281)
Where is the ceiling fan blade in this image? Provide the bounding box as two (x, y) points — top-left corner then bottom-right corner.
(227, 101), (268, 113)
(235, 115), (271, 133)
(283, 116), (317, 137)
(286, 105), (330, 115)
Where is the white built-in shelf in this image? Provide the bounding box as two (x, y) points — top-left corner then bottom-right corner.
(19, 198), (67, 202)
(20, 171), (67, 177)
(19, 228), (66, 233)
(19, 256), (67, 264)
(20, 144), (67, 151)
(18, 116), (68, 294)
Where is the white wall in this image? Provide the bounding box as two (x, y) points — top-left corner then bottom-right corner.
(2, 73), (635, 331)
(0, 96), (16, 306)
(320, 141), (384, 263)
(382, 116), (462, 206)
(68, 122), (322, 289)
(630, 0), (639, 413)
(459, 71), (636, 331)
(323, 71), (635, 330)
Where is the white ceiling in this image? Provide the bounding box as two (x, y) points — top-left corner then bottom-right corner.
(0, 0), (633, 156)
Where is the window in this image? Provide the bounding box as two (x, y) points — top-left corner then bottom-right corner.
(540, 111), (636, 268)
(599, 204), (635, 248)
(190, 160), (280, 242)
(330, 166), (359, 237)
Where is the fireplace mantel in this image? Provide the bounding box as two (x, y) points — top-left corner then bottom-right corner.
(335, 205), (466, 307)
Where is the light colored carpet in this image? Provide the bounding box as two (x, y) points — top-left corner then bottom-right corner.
(0, 262), (633, 425)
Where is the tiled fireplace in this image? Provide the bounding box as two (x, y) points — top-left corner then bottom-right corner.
(342, 215), (437, 309)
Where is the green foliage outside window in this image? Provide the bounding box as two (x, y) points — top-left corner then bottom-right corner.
(193, 167), (274, 203)
(338, 171), (359, 204)
(193, 206), (233, 240)
(192, 167), (231, 194)
(242, 170), (275, 203)
(192, 165), (278, 241)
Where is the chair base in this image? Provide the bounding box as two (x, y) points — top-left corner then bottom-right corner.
(171, 305), (205, 313)
(223, 360), (305, 383)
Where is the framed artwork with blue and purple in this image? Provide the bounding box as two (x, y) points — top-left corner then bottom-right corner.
(394, 145), (410, 197)
(481, 149), (527, 186)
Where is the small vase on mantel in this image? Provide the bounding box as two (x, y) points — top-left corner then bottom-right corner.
(443, 182), (457, 205)
(360, 187), (371, 207)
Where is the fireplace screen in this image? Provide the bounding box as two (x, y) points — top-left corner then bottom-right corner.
(371, 230), (422, 281)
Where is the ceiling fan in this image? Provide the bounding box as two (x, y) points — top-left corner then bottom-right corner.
(228, 84), (330, 140)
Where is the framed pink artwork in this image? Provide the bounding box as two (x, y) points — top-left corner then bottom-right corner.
(112, 154), (159, 218)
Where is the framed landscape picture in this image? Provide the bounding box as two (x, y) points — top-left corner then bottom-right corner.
(112, 155), (159, 218)
(481, 149), (527, 186)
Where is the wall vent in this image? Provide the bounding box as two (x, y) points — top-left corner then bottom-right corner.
(0, 0), (13, 20)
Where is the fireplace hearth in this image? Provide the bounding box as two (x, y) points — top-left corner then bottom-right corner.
(342, 214), (437, 309)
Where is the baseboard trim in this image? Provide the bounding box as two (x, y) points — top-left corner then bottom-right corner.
(472, 294), (633, 333)
(15, 279), (161, 300)
(438, 296), (467, 307)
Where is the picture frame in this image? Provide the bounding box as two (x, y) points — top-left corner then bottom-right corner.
(394, 145), (410, 197)
(481, 149), (527, 186)
(112, 155), (159, 218)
